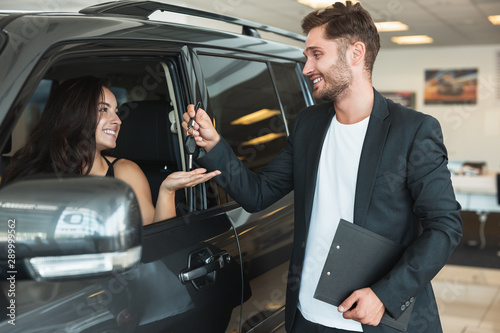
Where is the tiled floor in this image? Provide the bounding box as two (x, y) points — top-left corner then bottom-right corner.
(433, 265), (500, 333)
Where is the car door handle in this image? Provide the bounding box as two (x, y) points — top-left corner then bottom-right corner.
(179, 251), (231, 283)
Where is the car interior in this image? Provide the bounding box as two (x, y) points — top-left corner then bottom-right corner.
(1, 57), (198, 218)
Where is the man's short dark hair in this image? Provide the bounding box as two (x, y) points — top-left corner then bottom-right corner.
(301, 1), (380, 76)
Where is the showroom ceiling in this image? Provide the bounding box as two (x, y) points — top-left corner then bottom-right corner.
(2, 0), (500, 49)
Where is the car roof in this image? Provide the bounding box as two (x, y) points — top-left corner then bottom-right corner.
(0, 1), (305, 60)
(0, 1), (307, 150)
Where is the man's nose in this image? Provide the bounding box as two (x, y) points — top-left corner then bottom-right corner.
(302, 60), (312, 76)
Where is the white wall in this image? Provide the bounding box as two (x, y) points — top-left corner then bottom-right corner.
(373, 45), (500, 172)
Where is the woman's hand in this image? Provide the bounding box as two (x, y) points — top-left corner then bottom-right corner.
(152, 168), (220, 224)
(161, 168), (221, 193)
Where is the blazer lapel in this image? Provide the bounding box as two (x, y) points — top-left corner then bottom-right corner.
(354, 90), (390, 227)
(303, 104), (336, 230)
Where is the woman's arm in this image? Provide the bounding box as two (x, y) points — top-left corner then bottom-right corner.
(114, 159), (156, 225)
(115, 159), (220, 225)
(154, 168), (221, 222)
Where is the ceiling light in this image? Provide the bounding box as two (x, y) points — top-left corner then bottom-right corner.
(375, 21), (409, 32)
(391, 35), (433, 45)
(488, 15), (500, 25)
(297, 0), (359, 9)
(230, 109), (281, 125)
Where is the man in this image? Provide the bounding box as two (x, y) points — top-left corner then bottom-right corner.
(182, 2), (462, 332)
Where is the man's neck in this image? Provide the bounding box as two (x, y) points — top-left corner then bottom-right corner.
(334, 81), (374, 124)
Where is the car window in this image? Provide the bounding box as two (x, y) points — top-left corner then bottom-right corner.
(1, 58), (191, 223)
(198, 55), (287, 172)
(270, 62), (308, 133)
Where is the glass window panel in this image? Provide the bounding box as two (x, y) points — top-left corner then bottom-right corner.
(270, 62), (307, 133)
(199, 55), (287, 172)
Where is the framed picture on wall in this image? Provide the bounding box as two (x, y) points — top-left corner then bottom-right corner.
(380, 91), (415, 108)
(424, 69), (477, 104)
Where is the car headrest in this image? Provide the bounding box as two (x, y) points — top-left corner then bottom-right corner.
(111, 100), (177, 165)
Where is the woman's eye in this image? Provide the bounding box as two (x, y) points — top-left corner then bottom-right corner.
(99, 107), (108, 112)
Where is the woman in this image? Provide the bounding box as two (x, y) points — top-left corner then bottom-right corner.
(2, 76), (220, 225)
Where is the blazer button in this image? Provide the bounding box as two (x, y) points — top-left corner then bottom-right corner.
(405, 301), (410, 307)
(301, 241), (305, 248)
(401, 304), (406, 311)
(410, 297), (415, 303)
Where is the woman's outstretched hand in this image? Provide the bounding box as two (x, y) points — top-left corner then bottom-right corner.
(162, 168), (221, 193)
(151, 168), (221, 223)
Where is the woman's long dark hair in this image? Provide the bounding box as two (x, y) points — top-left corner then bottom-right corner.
(2, 76), (109, 185)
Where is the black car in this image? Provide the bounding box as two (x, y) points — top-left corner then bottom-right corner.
(0, 1), (313, 332)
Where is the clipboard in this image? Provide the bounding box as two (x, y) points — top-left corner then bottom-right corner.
(313, 219), (414, 332)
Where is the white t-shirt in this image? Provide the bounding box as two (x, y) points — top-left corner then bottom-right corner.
(298, 114), (370, 331)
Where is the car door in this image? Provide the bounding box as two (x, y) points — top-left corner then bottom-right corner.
(191, 50), (312, 332)
(0, 36), (245, 332)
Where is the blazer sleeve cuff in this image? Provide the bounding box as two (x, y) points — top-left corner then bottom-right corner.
(371, 283), (415, 320)
(197, 138), (229, 172)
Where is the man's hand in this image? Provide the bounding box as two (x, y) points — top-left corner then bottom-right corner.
(182, 104), (220, 153)
(338, 288), (385, 326)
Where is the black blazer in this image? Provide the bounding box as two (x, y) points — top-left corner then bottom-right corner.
(199, 89), (463, 332)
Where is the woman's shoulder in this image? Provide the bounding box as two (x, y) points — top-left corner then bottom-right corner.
(106, 157), (151, 203)
(109, 157), (149, 187)
(107, 157), (141, 172)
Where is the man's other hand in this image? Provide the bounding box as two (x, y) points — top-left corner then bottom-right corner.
(338, 288), (385, 326)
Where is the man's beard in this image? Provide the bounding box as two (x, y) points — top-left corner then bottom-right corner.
(313, 56), (352, 103)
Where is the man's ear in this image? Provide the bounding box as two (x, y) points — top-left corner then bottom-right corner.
(350, 41), (366, 66)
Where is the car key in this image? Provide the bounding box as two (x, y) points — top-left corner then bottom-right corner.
(185, 102), (201, 170)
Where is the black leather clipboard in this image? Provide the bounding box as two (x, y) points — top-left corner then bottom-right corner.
(314, 219), (413, 332)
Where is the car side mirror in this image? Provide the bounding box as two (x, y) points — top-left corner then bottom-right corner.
(0, 176), (142, 281)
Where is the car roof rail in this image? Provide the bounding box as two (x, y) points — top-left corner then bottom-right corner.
(80, 0), (306, 43)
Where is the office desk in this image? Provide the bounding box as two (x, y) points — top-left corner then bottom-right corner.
(451, 173), (500, 249)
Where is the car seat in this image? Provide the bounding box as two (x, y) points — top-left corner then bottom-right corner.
(109, 100), (182, 206)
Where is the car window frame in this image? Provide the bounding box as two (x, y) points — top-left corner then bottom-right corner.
(0, 40), (222, 223)
(190, 47), (310, 207)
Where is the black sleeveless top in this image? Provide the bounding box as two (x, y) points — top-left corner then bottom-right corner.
(102, 156), (122, 177)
